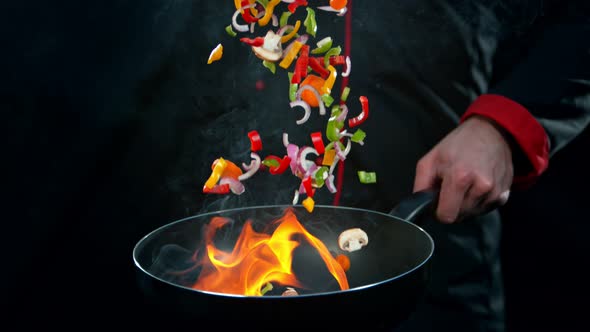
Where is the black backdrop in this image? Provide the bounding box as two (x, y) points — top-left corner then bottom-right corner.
(2, 1), (589, 330)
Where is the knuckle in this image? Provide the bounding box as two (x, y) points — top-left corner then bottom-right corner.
(452, 168), (473, 188)
(473, 177), (494, 194)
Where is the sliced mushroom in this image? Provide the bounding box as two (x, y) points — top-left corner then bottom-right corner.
(252, 30), (283, 62)
(338, 228), (368, 252)
(281, 287), (298, 296)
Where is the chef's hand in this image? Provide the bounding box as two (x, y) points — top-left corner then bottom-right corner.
(413, 115), (514, 223)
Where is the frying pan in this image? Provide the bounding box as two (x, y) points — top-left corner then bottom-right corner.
(133, 190), (436, 331)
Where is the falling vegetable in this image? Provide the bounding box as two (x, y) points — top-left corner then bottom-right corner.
(302, 196), (315, 212)
(207, 43), (223, 64)
(248, 130), (263, 151)
(202, 1), (374, 213)
(358, 171), (377, 184)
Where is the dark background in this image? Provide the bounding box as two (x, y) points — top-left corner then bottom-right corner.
(2, 1), (588, 330)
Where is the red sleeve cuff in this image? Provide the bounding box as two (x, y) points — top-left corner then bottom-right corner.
(460, 94), (550, 189)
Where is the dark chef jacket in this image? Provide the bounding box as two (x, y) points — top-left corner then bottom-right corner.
(4, 0), (589, 330)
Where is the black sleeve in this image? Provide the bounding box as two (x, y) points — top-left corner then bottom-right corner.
(489, 2), (590, 156)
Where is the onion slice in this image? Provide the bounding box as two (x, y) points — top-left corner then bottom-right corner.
(292, 190), (300, 205)
(290, 100), (311, 125)
(238, 153), (261, 181)
(219, 176), (245, 195)
(298, 146), (318, 174)
(325, 174), (337, 193)
(342, 56), (351, 77)
(232, 5), (254, 32)
(282, 133), (290, 147)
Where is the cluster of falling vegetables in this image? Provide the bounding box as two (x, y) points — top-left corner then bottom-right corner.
(203, 0), (376, 213)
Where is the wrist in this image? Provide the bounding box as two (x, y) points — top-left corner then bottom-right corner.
(460, 94), (549, 189)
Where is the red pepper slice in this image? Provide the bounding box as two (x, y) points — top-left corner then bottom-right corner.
(240, 37), (264, 47)
(348, 96), (370, 128)
(248, 130), (263, 151)
(308, 57), (330, 79)
(269, 156), (292, 175)
(203, 183), (231, 194)
(240, 0), (259, 23)
(310, 132), (325, 155)
(329, 55), (346, 66)
(302, 176), (314, 197)
(291, 44), (310, 84)
(312, 56), (346, 67)
(288, 0), (308, 13)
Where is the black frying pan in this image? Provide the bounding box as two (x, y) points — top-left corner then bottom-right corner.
(133, 191), (435, 331)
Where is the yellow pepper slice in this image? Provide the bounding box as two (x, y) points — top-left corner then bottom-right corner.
(322, 149), (336, 166)
(204, 157), (228, 189)
(207, 43), (223, 64)
(302, 196), (315, 213)
(281, 20), (301, 43)
(279, 40), (303, 69)
(258, 0), (281, 26)
(321, 65), (337, 95)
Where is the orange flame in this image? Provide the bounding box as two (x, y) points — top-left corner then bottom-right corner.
(192, 208), (349, 296)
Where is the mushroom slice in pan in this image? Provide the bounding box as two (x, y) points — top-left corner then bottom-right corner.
(282, 287), (299, 296)
(338, 228), (368, 252)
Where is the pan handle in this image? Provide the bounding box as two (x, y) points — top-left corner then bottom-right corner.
(389, 189), (438, 224)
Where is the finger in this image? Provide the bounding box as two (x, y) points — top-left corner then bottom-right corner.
(461, 175), (494, 215)
(413, 154), (439, 193)
(437, 169), (472, 223)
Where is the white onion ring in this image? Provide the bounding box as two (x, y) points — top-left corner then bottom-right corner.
(325, 174), (337, 193)
(292, 190), (300, 205)
(283, 133), (290, 147)
(290, 100), (311, 125)
(219, 176), (245, 195)
(317, 6), (339, 12)
(298, 146), (318, 174)
(238, 152), (261, 181)
(282, 0), (296, 3)
(277, 24), (295, 36)
(342, 56), (351, 77)
(316, 6), (348, 16)
(232, 4), (255, 32)
(272, 14), (278, 27)
(296, 85), (326, 115)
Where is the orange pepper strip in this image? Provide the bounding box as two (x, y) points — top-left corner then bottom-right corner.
(281, 20), (301, 43)
(322, 149), (336, 166)
(279, 40), (303, 69)
(258, 0), (281, 26)
(335, 254), (350, 272)
(212, 159), (243, 179)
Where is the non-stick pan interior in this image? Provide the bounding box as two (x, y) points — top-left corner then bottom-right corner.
(133, 205), (434, 296)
